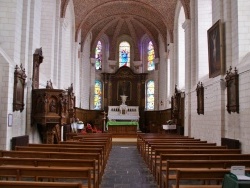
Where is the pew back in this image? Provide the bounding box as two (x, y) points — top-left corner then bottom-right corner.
(0, 181), (83, 188)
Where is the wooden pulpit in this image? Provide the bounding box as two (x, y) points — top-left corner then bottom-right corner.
(32, 86), (75, 144)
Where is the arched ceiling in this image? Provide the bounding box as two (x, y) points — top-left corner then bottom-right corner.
(61, 0), (190, 58)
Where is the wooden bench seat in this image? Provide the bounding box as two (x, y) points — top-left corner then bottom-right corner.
(168, 169), (250, 188)
(66, 133), (112, 141)
(140, 138), (205, 157)
(72, 134), (112, 141)
(0, 157), (98, 188)
(172, 186), (221, 188)
(15, 146), (104, 172)
(146, 145), (227, 169)
(159, 160), (250, 188)
(64, 135), (112, 150)
(150, 148), (241, 176)
(0, 166), (92, 188)
(137, 134), (194, 152)
(0, 181), (83, 188)
(142, 141), (215, 162)
(60, 140), (112, 156)
(27, 143), (109, 168)
(155, 154), (250, 187)
(0, 150), (102, 184)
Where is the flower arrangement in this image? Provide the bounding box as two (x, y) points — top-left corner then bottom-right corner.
(80, 123), (102, 134)
(86, 123), (93, 133)
(77, 121), (84, 129)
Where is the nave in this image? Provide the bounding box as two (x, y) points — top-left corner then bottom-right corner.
(1, 133), (250, 188)
(101, 144), (157, 188)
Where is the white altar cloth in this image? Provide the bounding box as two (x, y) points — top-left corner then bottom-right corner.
(162, 124), (176, 130)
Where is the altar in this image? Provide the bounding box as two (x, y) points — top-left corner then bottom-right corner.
(107, 106), (139, 121)
(106, 121), (139, 134)
(106, 95), (139, 134)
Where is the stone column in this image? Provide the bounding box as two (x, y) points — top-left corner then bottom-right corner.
(168, 43), (175, 96)
(182, 19), (191, 136)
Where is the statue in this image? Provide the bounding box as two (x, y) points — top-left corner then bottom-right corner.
(120, 95), (128, 105)
(46, 79), (53, 89)
(49, 99), (56, 112)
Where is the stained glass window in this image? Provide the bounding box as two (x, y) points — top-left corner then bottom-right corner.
(94, 80), (102, 110)
(147, 41), (155, 71)
(95, 41), (102, 70)
(119, 41), (130, 67)
(146, 80), (155, 110)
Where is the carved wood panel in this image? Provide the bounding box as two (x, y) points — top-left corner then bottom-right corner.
(13, 64), (26, 112)
(32, 84), (76, 143)
(225, 66), (239, 113)
(196, 82), (204, 115)
(32, 48), (44, 89)
(171, 85), (185, 127)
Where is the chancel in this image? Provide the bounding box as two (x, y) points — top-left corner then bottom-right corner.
(107, 94), (140, 134)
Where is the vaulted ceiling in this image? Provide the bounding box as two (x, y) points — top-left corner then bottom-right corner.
(61, 0), (190, 59)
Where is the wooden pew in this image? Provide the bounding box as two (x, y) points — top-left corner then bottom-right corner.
(60, 139), (112, 156)
(160, 160), (250, 188)
(142, 140), (211, 161)
(66, 133), (112, 141)
(146, 145), (227, 168)
(156, 153), (250, 188)
(0, 166), (92, 188)
(0, 181), (83, 188)
(70, 134), (112, 152)
(142, 138), (207, 152)
(0, 157), (98, 188)
(0, 150), (102, 184)
(139, 138), (204, 157)
(72, 134), (112, 142)
(137, 134), (192, 152)
(27, 143), (109, 168)
(15, 146), (104, 172)
(167, 168), (250, 188)
(151, 149), (241, 176)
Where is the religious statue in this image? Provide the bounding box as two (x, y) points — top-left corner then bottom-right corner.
(46, 79), (53, 89)
(49, 99), (56, 112)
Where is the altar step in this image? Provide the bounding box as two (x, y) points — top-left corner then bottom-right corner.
(110, 131), (141, 138)
(112, 137), (137, 146)
(111, 134), (137, 138)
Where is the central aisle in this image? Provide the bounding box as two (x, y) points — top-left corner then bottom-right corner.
(100, 144), (158, 188)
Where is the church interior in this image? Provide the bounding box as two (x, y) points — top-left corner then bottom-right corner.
(1, 0), (250, 187)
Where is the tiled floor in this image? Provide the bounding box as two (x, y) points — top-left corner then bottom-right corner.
(100, 144), (158, 188)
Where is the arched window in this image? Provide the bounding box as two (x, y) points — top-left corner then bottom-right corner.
(119, 41), (130, 67)
(94, 80), (102, 110)
(95, 41), (102, 70)
(146, 80), (155, 110)
(147, 41), (155, 71)
(178, 6), (185, 89)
